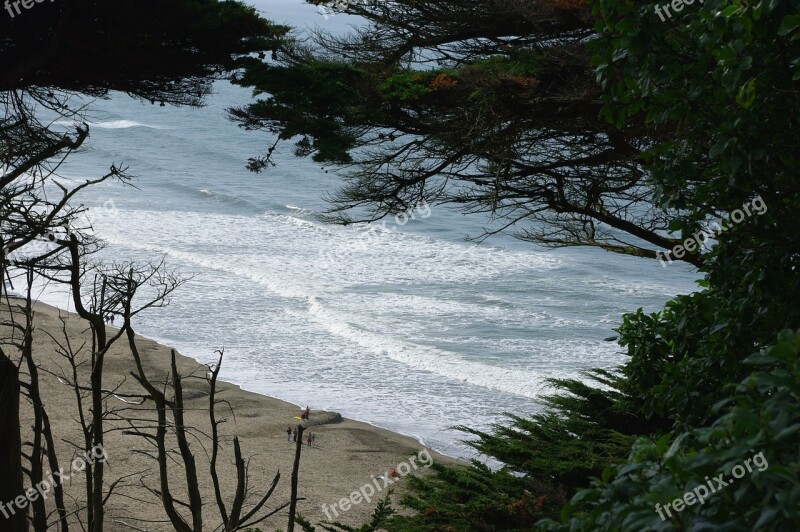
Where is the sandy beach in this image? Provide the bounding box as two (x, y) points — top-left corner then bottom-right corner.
(3, 300), (460, 531)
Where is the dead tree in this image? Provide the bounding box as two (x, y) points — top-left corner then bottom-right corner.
(1, 89), (126, 532)
(16, 269), (70, 531)
(45, 256), (302, 531)
(0, 346), (25, 531)
(122, 323), (298, 531)
(3, 89), (306, 532)
(288, 423), (305, 532)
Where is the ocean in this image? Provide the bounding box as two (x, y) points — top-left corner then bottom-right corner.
(29, 2), (699, 459)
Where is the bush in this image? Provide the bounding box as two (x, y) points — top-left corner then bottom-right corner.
(541, 330), (800, 531)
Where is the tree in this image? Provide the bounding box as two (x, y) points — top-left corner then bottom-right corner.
(232, 1), (800, 529)
(543, 330), (800, 531)
(4, 234), (303, 530)
(0, 0), (286, 104)
(587, 0), (800, 428)
(230, 0), (703, 265)
(539, 0), (800, 526)
(1, 91), (107, 531)
(1, 3), (287, 529)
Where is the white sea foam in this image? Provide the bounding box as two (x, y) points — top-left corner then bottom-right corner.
(79, 207), (631, 413)
(51, 119), (163, 130)
(90, 120), (162, 130)
(305, 296), (548, 399)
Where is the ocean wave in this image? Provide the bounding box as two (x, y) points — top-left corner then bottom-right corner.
(52, 119), (165, 130)
(286, 204), (316, 215)
(91, 120), (163, 130)
(306, 296), (550, 399)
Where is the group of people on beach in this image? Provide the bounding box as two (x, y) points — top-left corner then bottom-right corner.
(286, 426), (317, 446)
(286, 406), (317, 447)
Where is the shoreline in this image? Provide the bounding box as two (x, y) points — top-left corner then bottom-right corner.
(4, 297), (462, 529)
(137, 327), (466, 462)
(24, 289), (469, 462)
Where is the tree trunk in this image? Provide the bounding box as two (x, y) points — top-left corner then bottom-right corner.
(287, 424), (304, 532)
(0, 352), (27, 531)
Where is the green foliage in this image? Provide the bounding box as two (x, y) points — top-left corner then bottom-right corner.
(361, 370), (653, 530)
(524, 0), (800, 528)
(232, 60), (371, 164)
(590, 0), (800, 426)
(377, 57), (542, 105)
(0, 0), (288, 103)
(617, 291), (746, 428)
(590, 0), (800, 217)
(379, 72), (433, 101)
(233, 53), (550, 167)
(298, 493), (396, 531)
(382, 461), (565, 531)
(456, 370), (653, 490)
(541, 330), (800, 531)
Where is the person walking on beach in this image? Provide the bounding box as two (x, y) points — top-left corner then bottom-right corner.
(306, 434), (313, 447)
(305, 405), (310, 419)
(311, 433), (316, 446)
(292, 428), (297, 442)
(286, 427), (292, 442)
